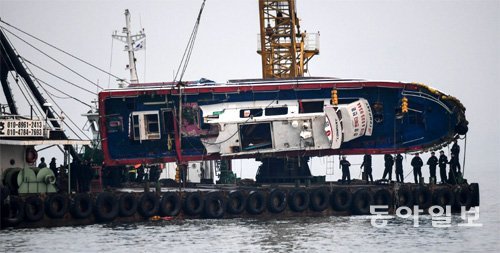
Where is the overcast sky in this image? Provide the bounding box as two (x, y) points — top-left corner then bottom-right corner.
(0, 0), (498, 184)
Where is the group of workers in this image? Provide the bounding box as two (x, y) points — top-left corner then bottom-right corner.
(38, 157), (94, 192)
(340, 140), (462, 185)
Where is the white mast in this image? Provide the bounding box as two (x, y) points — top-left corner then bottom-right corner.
(112, 9), (145, 85)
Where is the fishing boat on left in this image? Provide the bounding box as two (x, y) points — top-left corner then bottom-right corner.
(0, 16), (95, 227)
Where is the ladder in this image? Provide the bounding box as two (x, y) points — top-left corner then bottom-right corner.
(325, 156), (335, 176)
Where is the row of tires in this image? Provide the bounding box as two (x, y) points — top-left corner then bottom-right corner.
(1, 184), (479, 227)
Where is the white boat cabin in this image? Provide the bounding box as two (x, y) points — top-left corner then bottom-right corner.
(200, 98), (373, 156)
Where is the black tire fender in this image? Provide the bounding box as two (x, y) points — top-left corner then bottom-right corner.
(309, 188), (330, 212)
(183, 192), (204, 216)
(373, 188), (393, 207)
(246, 190), (266, 214)
(288, 189), (309, 212)
(24, 195), (45, 222)
(2, 196), (24, 227)
(204, 192), (225, 219)
(137, 192), (159, 218)
(267, 188), (287, 213)
(159, 192), (181, 217)
(45, 194), (68, 219)
(330, 188), (352, 212)
(94, 192), (119, 221)
(414, 187), (432, 209)
(469, 183), (480, 207)
(226, 190), (246, 214)
(351, 189), (373, 215)
(70, 193), (93, 219)
(455, 187), (472, 208)
(118, 193), (137, 217)
(433, 188), (455, 207)
(397, 187), (414, 208)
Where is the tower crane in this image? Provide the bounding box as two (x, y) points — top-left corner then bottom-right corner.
(257, 0), (319, 79)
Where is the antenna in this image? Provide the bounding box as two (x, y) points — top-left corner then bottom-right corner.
(112, 9), (146, 84)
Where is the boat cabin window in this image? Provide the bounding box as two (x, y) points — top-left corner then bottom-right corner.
(145, 114), (160, 139)
(130, 111), (161, 141)
(107, 116), (124, 133)
(240, 109), (263, 118)
(240, 123), (273, 151)
(265, 107), (288, 116)
(300, 101), (324, 113)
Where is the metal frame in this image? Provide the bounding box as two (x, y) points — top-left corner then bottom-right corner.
(258, 0), (319, 79)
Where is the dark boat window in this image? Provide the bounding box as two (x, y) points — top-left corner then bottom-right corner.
(132, 115), (140, 140)
(240, 123), (273, 151)
(162, 111), (175, 134)
(145, 114), (160, 139)
(265, 107), (288, 116)
(240, 108), (263, 118)
(300, 101), (324, 113)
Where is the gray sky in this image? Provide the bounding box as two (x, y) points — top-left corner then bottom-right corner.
(0, 0), (498, 184)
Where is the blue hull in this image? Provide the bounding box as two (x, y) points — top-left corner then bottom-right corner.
(99, 78), (467, 166)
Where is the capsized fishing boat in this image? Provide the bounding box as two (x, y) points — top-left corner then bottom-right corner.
(99, 77), (468, 166)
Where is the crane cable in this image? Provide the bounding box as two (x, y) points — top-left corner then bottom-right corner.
(1, 27), (89, 139)
(16, 49), (88, 139)
(0, 25), (105, 90)
(0, 27), (44, 117)
(20, 56), (89, 140)
(22, 57), (97, 95)
(31, 76), (92, 107)
(0, 19), (128, 86)
(173, 0), (206, 83)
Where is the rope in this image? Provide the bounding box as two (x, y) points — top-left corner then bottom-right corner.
(462, 134), (467, 176)
(0, 20), (127, 86)
(404, 169), (413, 179)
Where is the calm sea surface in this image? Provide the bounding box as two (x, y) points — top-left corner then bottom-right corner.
(2, 166), (499, 252)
